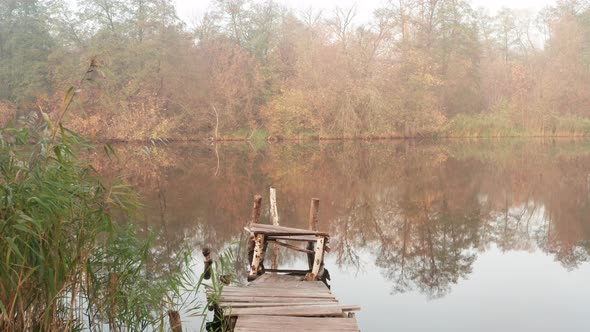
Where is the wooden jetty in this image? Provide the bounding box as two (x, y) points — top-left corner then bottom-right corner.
(207, 192), (361, 331)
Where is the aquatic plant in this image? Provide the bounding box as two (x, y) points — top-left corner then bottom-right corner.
(0, 85), (206, 331)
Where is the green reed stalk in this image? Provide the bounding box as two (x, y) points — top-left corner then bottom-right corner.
(0, 65), (206, 331)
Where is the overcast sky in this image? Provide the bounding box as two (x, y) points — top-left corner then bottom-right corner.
(174, 0), (557, 26)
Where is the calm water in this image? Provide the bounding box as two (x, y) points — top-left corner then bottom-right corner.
(101, 140), (590, 331)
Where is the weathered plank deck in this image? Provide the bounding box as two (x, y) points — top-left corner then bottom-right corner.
(207, 195), (361, 331)
(218, 274), (360, 331)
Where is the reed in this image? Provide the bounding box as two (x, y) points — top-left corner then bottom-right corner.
(0, 84), (205, 331)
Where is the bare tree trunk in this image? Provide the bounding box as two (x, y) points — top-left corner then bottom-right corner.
(212, 105), (219, 140)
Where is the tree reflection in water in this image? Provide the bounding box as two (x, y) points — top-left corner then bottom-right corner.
(92, 140), (590, 298)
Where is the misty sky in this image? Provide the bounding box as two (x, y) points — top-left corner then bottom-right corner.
(174, 0), (557, 25)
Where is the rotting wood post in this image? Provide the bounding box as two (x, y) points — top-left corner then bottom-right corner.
(270, 187), (280, 270)
(168, 310), (182, 332)
(307, 237), (326, 281)
(250, 195), (263, 226)
(248, 195), (263, 264)
(202, 247), (213, 280)
(307, 198), (320, 269)
(248, 234), (266, 281)
(308, 198), (320, 231)
(270, 188), (280, 226)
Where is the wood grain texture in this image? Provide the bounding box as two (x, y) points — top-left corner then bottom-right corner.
(234, 315), (360, 332)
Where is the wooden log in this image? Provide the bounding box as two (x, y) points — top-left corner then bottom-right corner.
(248, 195), (263, 264)
(307, 198), (320, 269)
(248, 234), (266, 281)
(168, 310), (182, 332)
(269, 188), (280, 226)
(270, 187), (280, 270)
(268, 240), (315, 254)
(202, 247), (213, 280)
(308, 198), (320, 231)
(250, 195), (263, 226)
(304, 237), (325, 281)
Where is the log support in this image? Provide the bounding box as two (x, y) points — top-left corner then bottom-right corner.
(202, 247), (213, 280)
(307, 198), (320, 270)
(305, 237), (325, 281)
(248, 195), (263, 264)
(248, 234), (267, 281)
(270, 187), (280, 270)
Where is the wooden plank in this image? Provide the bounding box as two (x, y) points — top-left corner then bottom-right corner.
(220, 303), (361, 312)
(224, 305), (347, 317)
(219, 301), (344, 311)
(218, 302), (340, 308)
(248, 281), (327, 290)
(246, 224), (330, 237)
(263, 268), (310, 275)
(220, 292), (335, 299)
(220, 296), (338, 303)
(220, 294), (336, 301)
(220, 293), (334, 300)
(248, 273), (305, 284)
(267, 235), (319, 242)
(247, 283), (327, 290)
(268, 240), (315, 254)
(234, 316), (360, 332)
(221, 286), (332, 293)
(246, 280), (325, 287)
(222, 286), (330, 293)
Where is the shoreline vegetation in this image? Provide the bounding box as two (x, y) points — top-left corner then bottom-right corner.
(2, 1), (590, 144)
(0, 73), (237, 330)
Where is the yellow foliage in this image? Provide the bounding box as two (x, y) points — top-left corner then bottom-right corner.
(261, 90), (319, 137)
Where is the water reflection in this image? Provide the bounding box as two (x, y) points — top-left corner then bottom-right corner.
(93, 140), (590, 300)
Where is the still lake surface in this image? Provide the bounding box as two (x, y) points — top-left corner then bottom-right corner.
(102, 139), (590, 331)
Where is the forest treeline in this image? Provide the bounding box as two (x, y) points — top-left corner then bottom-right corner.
(1, 0), (590, 140)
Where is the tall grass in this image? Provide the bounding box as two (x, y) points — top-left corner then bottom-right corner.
(0, 78), (206, 330)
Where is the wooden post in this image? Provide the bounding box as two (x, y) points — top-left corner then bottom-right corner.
(168, 310), (182, 332)
(269, 188), (280, 226)
(250, 195), (263, 227)
(307, 198), (320, 269)
(270, 187), (280, 270)
(202, 247), (213, 280)
(304, 237), (325, 281)
(248, 234), (267, 281)
(248, 195), (263, 264)
(308, 198), (320, 231)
